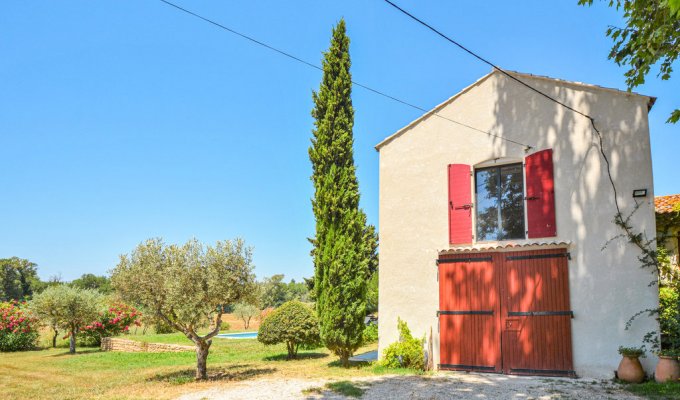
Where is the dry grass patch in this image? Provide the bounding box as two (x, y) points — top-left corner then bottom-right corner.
(1, 332), (385, 400)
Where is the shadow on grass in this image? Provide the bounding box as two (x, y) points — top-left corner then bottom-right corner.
(50, 349), (101, 357)
(148, 366), (277, 385)
(326, 359), (372, 369)
(263, 352), (328, 361)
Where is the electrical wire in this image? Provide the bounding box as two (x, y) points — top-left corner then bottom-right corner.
(382, 0), (595, 122)
(382, 0), (632, 227)
(158, 0), (534, 150)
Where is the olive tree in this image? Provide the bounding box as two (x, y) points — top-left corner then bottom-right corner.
(30, 285), (104, 353)
(233, 302), (259, 329)
(111, 238), (255, 380)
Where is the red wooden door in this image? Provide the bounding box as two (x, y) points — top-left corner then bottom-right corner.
(500, 249), (574, 376)
(438, 249), (573, 377)
(438, 254), (501, 372)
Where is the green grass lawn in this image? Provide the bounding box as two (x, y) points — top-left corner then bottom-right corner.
(0, 332), (393, 400)
(623, 380), (680, 399)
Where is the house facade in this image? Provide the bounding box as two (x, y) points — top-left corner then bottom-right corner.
(376, 70), (659, 378)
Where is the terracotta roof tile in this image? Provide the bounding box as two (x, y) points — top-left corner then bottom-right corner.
(440, 240), (571, 255)
(655, 194), (680, 214)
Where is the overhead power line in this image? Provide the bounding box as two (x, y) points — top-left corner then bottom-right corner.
(381, 0), (629, 221)
(381, 0), (596, 123)
(157, 0), (534, 150)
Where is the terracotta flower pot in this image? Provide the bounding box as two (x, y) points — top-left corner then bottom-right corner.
(618, 355), (645, 383)
(655, 356), (680, 383)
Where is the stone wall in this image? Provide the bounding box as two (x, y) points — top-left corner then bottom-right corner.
(101, 337), (194, 353)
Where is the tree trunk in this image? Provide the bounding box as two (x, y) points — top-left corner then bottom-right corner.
(339, 349), (351, 368)
(194, 339), (212, 380)
(52, 327), (58, 348)
(69, 329), (76, 354)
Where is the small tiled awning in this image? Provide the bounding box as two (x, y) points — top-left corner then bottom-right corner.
(439, 240), (571, 255)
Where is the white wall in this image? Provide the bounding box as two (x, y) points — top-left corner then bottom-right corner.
(377, 71), (659, 378)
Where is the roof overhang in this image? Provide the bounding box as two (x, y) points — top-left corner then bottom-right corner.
(374, 69), (656, 152)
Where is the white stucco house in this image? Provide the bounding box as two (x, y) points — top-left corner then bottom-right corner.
(376, 69), (659, 378)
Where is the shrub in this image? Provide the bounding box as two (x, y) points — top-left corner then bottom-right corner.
(618, 346), (645, 358)
(381, 318), (424, 370)
(0, 301), (39, 351)
(218, 321), (231, 332)
(258, 300), (320, 359)
(362, 323), (378, 344)
(79, 302), (141, 346)
(659, 286), (680, 351)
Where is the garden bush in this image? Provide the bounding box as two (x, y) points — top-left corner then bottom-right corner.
(381, 318), (424, 370)
(258, 300), (320, 359)
(0, 301), (39, 351)
(362, 322), (378, 344)
(79, 302), (141, 346)
(659, 286), (680, 351)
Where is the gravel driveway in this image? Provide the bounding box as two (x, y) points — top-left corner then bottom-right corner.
(177, 372), (642, 400)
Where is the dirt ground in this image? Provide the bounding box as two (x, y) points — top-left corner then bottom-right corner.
(176, 372), (642, 400)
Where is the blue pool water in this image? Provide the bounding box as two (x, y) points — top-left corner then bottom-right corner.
(217, 332), (258, 339)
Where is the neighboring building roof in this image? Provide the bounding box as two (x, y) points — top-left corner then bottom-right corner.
(374, 69), (656, 151)
(655, 194), (680, 214)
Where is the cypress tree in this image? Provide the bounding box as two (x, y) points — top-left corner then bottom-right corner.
(309, 19), (377, 367)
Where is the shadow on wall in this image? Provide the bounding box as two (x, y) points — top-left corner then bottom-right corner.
(488, 72), (657, 358)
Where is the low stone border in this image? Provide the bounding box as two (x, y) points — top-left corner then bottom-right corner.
(101, 337), (194, 353)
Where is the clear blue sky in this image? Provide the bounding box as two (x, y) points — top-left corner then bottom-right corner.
(1, 1), (677, 282)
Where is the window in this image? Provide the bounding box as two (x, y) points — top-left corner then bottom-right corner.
(475, 164), (525, 241)
(448, 150), (555, 245)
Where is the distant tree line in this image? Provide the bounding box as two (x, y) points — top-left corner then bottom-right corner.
(0, 257), (112, 301)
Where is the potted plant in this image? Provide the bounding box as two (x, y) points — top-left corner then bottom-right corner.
(655, 349), (680, 383)
(617, 346), (646, 383)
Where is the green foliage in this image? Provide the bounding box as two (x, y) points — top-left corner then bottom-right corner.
(324, 381), (366, 398)
(624, 379), (680, 398)
(362, 323), (378, 344)
(381, 318), (424, 370)
(258, 275), (310, 308)
(0, 301), (39, 351)
(78, 302), (141, 346)
(71, 274), (112, 294)
(309, 18), (378, 368)
(110, 237), (256, 379)
(30, 284), (104, 353)
(366, 270), (378, 314)
(233, 302), (259, 329)
(579, 0), (680, 123)
(257, 300), (320, 359)
(618, 345), (645, 358)
(0, 257), (39, 301)
(218, 321), (231, 332)
(659, 286), (680, 352)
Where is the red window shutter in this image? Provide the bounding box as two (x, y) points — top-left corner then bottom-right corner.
(448, 164), (473, 244)
(525, 149), (557, 238)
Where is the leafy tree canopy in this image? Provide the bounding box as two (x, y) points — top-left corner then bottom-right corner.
(110, 238), (255, 380)
(30, 284), (104, 353)
(580, 0), (680, 123)
(71, 273), (112, 294)
(0, 257), (39, 301)
(257, 300), (320, 359)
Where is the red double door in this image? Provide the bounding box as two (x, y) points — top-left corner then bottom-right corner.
(438, 248), (574, 377)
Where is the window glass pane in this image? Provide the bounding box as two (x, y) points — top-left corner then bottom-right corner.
(499, 164), (525, 239)
(475, 168), (500, 241)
